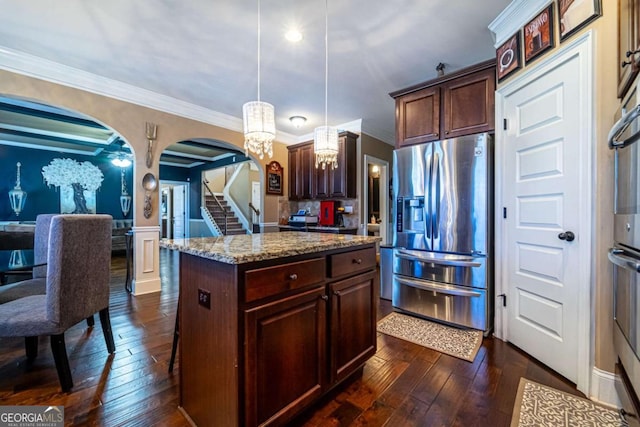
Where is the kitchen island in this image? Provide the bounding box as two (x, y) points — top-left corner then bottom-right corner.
(160, 232), (381, 427)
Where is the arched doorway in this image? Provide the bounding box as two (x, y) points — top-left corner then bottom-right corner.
(158, 138), (263, 237)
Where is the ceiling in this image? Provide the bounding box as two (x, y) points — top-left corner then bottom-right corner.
(0, 0), (509, 148)
(0, 96), (243, 168)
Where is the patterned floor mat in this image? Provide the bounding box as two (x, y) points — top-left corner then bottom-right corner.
(376, 312), (482, 362)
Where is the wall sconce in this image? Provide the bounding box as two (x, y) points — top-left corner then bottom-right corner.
(120, 169), (132, 218)
(8, 162), (27, 217)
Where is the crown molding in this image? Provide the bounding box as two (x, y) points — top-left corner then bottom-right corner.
(0, 46), (299, 145)
(488, 0), (552, 48)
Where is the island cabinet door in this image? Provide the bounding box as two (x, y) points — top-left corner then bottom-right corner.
(329, 270), (377, 383)
(244, 285), (327, 427)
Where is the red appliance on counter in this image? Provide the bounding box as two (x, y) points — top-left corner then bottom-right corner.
(319, 200), (340, 226)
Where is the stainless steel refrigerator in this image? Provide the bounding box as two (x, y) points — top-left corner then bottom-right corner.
(392, 133), (493, 332)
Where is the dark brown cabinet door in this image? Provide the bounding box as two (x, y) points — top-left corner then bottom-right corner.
(299, 144), (315, 200)
(441, 67), (495, 139)
(244, 286), (327, 426)
(329, 270), (377, 383)
(314, 152), (330, 199)
(396, 86), (440, 147)
(330, 133), (357, 198)
(288, 147), (300, 200)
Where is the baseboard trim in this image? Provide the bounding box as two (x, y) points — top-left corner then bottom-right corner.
(590, 367), (621, 409)
(132, 277), (162, 296)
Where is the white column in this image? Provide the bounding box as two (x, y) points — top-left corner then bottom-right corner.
(131, 225), (161, 295)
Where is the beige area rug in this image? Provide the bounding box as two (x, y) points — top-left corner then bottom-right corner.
(376, 312), (482, 362)
(511, 378), (627, 427)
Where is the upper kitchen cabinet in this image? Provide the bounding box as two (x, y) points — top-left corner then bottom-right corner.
(618, 0), (640, 99)
(288, 131), (358, 200)
(391, 60), (496, 149)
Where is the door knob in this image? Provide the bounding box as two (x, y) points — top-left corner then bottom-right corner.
(558, 231), (575, 242)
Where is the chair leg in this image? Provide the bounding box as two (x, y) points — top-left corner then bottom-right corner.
(169, 297), (180, 373)
(86, 315), (95, 327)
(99, 307), (116, 354)
(50, 334), (73, 392)
(25, 336), (38, 360)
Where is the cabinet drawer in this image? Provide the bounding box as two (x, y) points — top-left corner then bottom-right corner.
(329, 247), (376, 278)
(245, 258), (325, 302)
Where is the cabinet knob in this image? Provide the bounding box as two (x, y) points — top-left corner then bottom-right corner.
(320, 295), (329, 301)
(435, 132), (439, 137)
(445, 130), (449, 134)
(353, 258), (362, 265)
(289, 273), (298, 280)
(334, 290), (341, 296)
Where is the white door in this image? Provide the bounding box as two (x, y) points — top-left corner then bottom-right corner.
(172, 185), (186, 239)
(500, 38), (592, 384)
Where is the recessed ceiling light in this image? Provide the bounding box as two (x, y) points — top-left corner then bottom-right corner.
(285, 29), (303, 43)
(289, 116), (307, 128)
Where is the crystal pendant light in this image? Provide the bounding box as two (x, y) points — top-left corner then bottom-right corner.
(8, 162), (27, 217)
(242, 0), (275, 160)
(314, 0), (339, 170)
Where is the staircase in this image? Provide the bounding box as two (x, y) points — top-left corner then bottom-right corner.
(204, 194), (247, 235)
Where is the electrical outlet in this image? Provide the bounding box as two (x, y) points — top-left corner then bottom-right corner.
(198, 288), (211, 309)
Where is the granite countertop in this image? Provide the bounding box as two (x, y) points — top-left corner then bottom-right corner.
(160, 231), (381, 265)
(277, 225), (358, 232)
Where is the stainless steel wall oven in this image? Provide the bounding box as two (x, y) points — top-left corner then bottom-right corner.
(609, 97), (640, 426)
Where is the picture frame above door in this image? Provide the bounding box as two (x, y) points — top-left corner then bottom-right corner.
(524, 4), (555, 64)
(558, 0), (602, 42)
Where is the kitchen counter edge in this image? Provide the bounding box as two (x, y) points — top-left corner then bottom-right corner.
(160, 231), (381, 265)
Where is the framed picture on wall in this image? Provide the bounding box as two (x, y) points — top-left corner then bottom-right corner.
(558, 0), (602, 42)
(496, 32), (521, 82)
(266, 161), (283, 195)
(524, 4), (555, 64)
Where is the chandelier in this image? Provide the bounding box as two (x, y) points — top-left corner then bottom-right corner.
(314, 0), (339, 170)
(8, 162), (27, 217)
(243, 0), (275, 160)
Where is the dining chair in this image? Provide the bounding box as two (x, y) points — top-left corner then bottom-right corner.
(0, 213), (55, 305)
(0, 214), (115, 392)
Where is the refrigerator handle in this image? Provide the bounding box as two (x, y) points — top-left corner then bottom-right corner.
(425, 150), (432, 239)
(432, 152), (440, 239)
(395, 276), (482, 297)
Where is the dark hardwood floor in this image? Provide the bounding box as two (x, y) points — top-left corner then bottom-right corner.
(0, 249), (581, 426)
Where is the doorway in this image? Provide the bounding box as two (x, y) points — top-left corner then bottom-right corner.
(363, 155), (389, 245)
(159, 181), (189, 239)
(495, 33), (593, 392)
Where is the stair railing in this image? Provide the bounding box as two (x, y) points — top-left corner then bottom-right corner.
(249, 202), (260, 233)
(203, 180), (228, 235)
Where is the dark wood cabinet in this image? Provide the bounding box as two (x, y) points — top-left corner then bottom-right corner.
(618, 0), (640, 99)
(287, 131), (358, 200)
(288, 143), (314, 200)
(329, 270), (377, 382)
(178, 243), (377, 427)
(391, 60), (495, 149)
(396, 86), (441, 145)
(244, 286), (327, 426)
(329, 132), (357, 198)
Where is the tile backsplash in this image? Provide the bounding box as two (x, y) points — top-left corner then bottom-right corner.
(279, 199), (360, 229)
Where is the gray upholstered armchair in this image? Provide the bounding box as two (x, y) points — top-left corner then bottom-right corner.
(0, 214), (115, 392)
